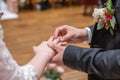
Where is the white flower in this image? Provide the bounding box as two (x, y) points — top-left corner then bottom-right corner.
(56, 66), (65, 73)
(92, 8), (106, 22)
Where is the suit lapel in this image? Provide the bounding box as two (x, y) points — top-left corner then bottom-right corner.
(116, 0), (120, 6)
(115, 6), (120, 25)
(113, 0), (120, 25)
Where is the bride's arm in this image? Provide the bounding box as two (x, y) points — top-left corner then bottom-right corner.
(0, 33), (54, 80)
(0, 41), (54, 80)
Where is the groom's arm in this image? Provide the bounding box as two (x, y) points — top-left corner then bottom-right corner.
(63, 45), (120, 79)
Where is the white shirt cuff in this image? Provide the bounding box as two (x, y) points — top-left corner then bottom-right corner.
(84, 27), (92, 43)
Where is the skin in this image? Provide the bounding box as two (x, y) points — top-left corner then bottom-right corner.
(29, 41), (55, 78)
(48, 37), (66, 65)
(48, 25), (89, 65)
(53, 25), (88, 44)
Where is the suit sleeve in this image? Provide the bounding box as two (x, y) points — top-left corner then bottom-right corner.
(63, 45), (120, 79)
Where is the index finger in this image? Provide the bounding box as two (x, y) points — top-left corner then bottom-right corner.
(54, 26), (65, 39)
(48, 36), (54, 42)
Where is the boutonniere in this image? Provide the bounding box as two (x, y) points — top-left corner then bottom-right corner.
(92, 0), (116, 35)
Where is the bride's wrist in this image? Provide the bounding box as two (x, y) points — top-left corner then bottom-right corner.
(37, 52), (52, 60)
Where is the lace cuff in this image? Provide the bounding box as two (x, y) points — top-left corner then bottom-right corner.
(20, 64), (37, 80)
(13, 64), (38, 80)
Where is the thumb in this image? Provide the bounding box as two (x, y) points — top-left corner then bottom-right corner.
(33, 46), (37, 54)
(61, 34), (71, 42)
(52, 54), (60, 62)
(51, 53), (63, 65)
(48, 36), (53, 42)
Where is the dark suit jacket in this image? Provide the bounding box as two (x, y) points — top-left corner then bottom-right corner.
(63, 0), (120, 80)
(63, 46), (120, 79)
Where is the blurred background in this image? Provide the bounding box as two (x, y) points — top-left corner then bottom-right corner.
(0, 0), (104, 80)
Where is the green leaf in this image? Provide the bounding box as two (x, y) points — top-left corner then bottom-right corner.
(107, 0), (112, 10)
(109, 27), (114, 35)
(110, 16), (116, 29)
(44, 70), (61, 79)
(107, 8), (114, 15)
(97, 21), (104, 30)
(106, 0), (114, 15)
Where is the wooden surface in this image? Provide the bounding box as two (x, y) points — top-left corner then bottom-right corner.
(1, 6), (94, 80)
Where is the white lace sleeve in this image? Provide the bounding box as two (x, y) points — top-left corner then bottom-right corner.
(0, 25), (37, 80)
(14, 65), (37, 80)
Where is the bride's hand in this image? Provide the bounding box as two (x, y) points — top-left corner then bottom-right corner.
(33, 41), (55, 60)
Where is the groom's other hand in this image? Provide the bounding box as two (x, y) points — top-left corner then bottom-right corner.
(48, 38), (67, 65)
(53, 25), (88, 44)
